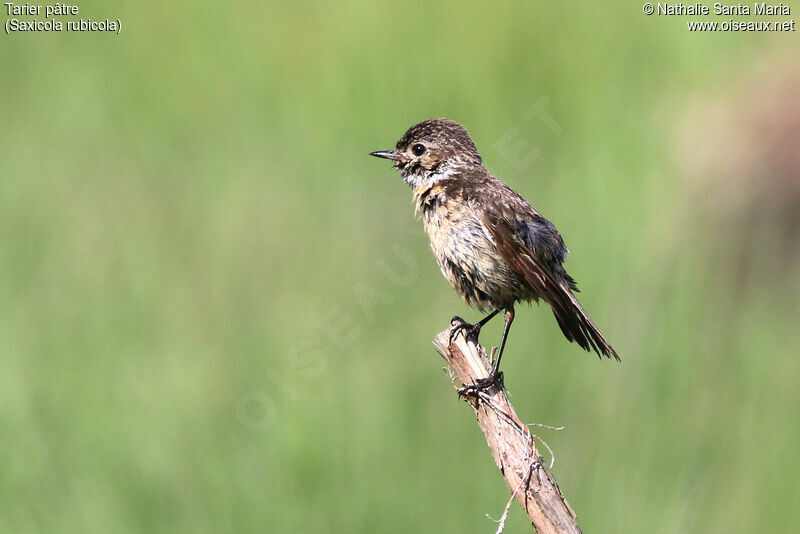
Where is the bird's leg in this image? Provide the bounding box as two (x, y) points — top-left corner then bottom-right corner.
(449, 309), (500, 345)
(459, 307), (515, 396)
(489, 308), (515, 377)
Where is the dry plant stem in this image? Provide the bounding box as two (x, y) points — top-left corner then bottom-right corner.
(433, 326), (582, 534)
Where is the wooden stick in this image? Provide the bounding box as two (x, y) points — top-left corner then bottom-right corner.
(433, 326), (582, 534)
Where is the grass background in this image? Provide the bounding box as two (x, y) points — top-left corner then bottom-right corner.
(2, 1), (799, 532)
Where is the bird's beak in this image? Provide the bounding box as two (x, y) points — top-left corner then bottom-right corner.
(369, 150), (402, 161)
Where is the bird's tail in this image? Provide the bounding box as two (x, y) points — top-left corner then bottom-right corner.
(550, 285), (619, 361)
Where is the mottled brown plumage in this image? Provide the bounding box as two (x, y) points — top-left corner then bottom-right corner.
(371, 119), (618, 385)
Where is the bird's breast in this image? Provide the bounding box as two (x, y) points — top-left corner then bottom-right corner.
(415, 188), (527, 310)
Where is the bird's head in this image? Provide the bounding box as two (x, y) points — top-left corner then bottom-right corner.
(370, 118), (483, 187)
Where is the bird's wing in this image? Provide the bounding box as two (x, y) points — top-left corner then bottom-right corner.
(475, 198), (569, 309)
(474, 182), (619, 360)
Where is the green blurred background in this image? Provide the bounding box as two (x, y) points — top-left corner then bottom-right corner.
(2, 1), (799, 532)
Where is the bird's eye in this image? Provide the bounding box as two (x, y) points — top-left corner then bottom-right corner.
(412, 144), (426, 157)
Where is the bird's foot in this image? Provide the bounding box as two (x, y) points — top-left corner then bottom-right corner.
(449, 316), (482, 345)
(457, 371), (504, 398)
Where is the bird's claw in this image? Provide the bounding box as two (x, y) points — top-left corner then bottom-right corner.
(449, 316), (482, 345)
(457, 371), (504, 398)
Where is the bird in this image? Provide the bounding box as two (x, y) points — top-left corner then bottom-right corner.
(370, 118), (619, 390)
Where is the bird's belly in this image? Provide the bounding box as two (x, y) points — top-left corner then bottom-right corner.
(423, 209), (528, 311)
